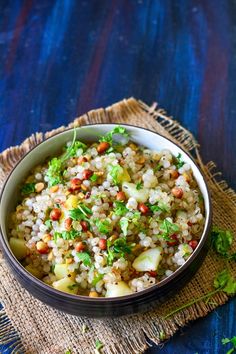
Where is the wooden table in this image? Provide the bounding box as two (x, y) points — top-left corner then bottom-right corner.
(0, 1), (235, 353)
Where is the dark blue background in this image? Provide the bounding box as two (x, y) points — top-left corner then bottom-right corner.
(0, 1), (235, 353)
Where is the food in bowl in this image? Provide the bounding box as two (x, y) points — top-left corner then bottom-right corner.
(9, 126), (205, 298)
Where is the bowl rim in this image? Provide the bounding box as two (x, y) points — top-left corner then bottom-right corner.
(0, 123), (212, 303)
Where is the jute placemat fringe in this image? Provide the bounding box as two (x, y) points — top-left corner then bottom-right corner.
(0, 97), (235, 354)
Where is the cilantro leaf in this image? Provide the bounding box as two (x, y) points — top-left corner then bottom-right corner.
(113, 237), (132, 256)
(211, 226), (236, 260)
(119, 217), (129, 236)
(53, 230), (81, 241)
(109, 165), (123, 185)
(91, 273), (104, 286)
(153, 163), (162, 172)
(90, 174), (99, 182)
(106, 237), (133, 265)
(175, 153), (184, 169)
(107, 240), (115, 266)
(149, 202), (170, 213)
(69, 204), (92, 221)
(159, 219), (179, 240)
(99, 125), (129, 145)
(136, 181), (143, 190)
(113, 201), (129, 216)
(95, 219), (112, 234)
(95, 339), (103, 351)
(45, 219), (52, 229)
(66, 141), (87, 158)
(65, 349), (72, 354)
(46, 157), (64, 187)
(214, 269), (236, 295)
(76, 252), (91, 267)
(62, 230), (81, 240)
(21, 183), (35, 195)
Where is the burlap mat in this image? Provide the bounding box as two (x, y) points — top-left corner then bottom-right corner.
(0, 98), (235, 354)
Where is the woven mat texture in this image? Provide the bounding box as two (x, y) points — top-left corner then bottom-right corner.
(0, 98), (235, 354)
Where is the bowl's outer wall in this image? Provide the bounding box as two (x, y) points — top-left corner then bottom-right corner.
(0, 124), (212, 317)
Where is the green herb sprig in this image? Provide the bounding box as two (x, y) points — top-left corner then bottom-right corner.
(175, 153), (184, 169)
(222, 336), (236, 354)
(159, 219), (179, 241)
(211, 226), (236, 261)
(99, 126), (129, 144)
(164, 269), (236, 319)
(21, 183), (35, 195)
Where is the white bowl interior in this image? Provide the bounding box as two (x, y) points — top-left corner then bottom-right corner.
(0, 124), (210, 252)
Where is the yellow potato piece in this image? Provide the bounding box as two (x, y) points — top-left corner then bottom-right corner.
(65, 195), (79, 209)
(25, 264), (43, 279)
(132, 247), (162, 272)
(122, 182), (149, 203)
(9, 237), (28, 260)
(105, 281), (133, 297)
(52, 277), (78, 294)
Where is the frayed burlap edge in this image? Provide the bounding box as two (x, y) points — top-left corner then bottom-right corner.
(0, 97), (235, 354)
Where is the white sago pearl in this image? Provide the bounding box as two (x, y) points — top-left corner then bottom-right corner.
(165, 270), (174, 277)
(35, 173), (43, 180)
(126, 197), (138, 210)
(83, 180), (90, 187)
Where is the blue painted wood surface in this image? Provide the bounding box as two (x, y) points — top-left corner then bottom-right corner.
(0, 1), (235, 353)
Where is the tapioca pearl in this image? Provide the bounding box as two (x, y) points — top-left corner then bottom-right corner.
(103, 181), (110, 189)
(92, 205), (100, 212)
(35, 173), (42, 180)
(36, 219), (43, 226)
(83, 180), (91, 187)
(165, 269), (174, 277)
(177, 258), (185, 266)
(39, 224), (48, 233)
(95, 199), (102, 206)
(32, 224), (39, 232)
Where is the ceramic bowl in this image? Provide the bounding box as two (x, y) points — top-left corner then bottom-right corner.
(0, 124), (212, 317)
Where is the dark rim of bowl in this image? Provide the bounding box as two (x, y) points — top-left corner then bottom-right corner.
(0, 123), (212, 303)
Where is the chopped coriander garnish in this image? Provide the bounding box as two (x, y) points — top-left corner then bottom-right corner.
(65, 141), (87, 158)
(99, 125), (129, 145)
(107, 237), (133, 266)
(136, 181), (143, 190)
(154, 163), (162, 172)
(119, 217), (129, 236)
(46, 157), (64, 187)
(45, 219), (53, 229)
(211, 226), (236, 261)
(65, 349), (72, 354)
(53, 230), (81, 241)
(95, 219), (112, 234)
(91, 273), (104, 286)
(76, 252), (91, 267)
(175, 153), (184, 169)
(21, 183), (35, 195)
(159, 219), (179, 240)
(95, 339), (103, 352)
(109, 164), (123, 185)
(69, 204), (92, 221)
(113, 237), (133, 256)
(90, 174), (99, 182)
(113, 201), (129, 216)
(149, 202), (169, 213)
